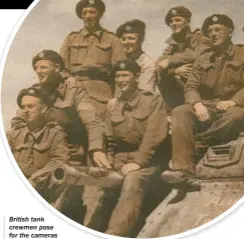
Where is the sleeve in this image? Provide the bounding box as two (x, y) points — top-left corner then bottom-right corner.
(110, 36), (126, 64)
(74, 87), (104, 152)
(137, 63), (157, 92)
(59, 35), (70, 70)
(157, 34), (211, 68)
(184, 58), (202, 105)
(132, 96), (169, 167)
(29, 127), (70, 181)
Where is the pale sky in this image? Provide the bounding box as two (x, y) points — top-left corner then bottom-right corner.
(2, 0), (244, 128)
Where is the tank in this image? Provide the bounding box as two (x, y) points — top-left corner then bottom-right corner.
(137, 133), (244, 238)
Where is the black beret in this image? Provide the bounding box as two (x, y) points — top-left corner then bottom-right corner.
(76, 0), (105, 19)
(72, 66), (110, 81)
(165, 6), (192, 26)
(32, 50), (64, 70)
(111, 59), (141, 76)
(17, 85), (53, 108)
(202, 14), (234, 36)
(116, 19), (146, 38)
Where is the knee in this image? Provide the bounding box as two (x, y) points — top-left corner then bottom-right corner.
(225, 107), (244, 121)
(172, 104), (193, 118)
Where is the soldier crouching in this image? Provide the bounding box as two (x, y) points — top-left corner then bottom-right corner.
(161, 14), (244, 183)
(85, 59), (169, 237)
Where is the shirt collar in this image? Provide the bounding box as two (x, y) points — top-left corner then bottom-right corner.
(23, 124), (47, 144)
(165, 28), (192, 45)
(120, 89), (141, 110)
(209, 43), (235, 62)
(81, 27), (104, 40)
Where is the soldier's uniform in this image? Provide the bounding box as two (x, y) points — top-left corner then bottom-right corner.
(116, 19), (157, 93)
(166, 15), (244, 176)
(7, 87), (70, 187)
(157, 6), (211, 110)
(86, 60), (168, 236)
(59, 0), (125, 76)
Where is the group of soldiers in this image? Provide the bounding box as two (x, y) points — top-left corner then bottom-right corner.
(5, 0), (244, 237)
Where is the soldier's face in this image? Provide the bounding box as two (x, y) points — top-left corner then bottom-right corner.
(34, 60), (60, 85)
(169, 16), (190, 34)
(115, 70), (138, 94)
(208, 24), (232, 47)
(120, 33), (141, 54)
(21, 96), (46, 123)
(81, 7), (101, 28)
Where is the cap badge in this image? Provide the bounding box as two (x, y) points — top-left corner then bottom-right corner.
(89, 0), (95, 5)
(120, 62), (126, 69)
(125, 25), (132, 32)
(171, 9), (177, 15)
(38, 52), (44, 58)
(212, 16), (218, 22)
(28, 89), (35, 94)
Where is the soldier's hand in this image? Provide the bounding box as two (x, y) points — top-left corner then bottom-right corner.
(216, 101), (236, 111)
(175, 64), (193, 79)
(65, 77), (77, 88)
(157, 59), (169, 71)
(68, 144), (85, 160)
(120, 163), (141, 176)
(107, 98), (118, 111)
(93, 151), (112, 169)
(194, 102), (210, 122)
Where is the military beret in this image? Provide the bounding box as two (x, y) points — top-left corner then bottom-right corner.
(165, 6), (192, 26)
(116, 19), (146, 39)
(32, 50), (64, 70)
(111, 59), (141, 76)
(76, 0), (105, 19)
(17, 85), (53, 108)
(72, 66), (110, 82)
(202, 14), (234, 36)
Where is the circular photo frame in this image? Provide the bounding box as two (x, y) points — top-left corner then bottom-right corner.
(1, 0), (244, 238)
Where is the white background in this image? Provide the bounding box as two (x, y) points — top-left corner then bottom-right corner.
(0, 8), (243, 239)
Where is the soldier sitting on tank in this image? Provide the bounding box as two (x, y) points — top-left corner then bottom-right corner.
(161, 14), (244, 184)
(88, 59), (168, 237)
(24, 50), (111, 168)
(157, 6), (211, 111)
(7, 86), (70, 199)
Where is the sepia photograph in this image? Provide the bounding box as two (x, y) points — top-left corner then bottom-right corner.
(1, 0), (244, 238)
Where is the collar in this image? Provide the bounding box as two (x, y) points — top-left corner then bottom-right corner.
(23, 124), (47, 144)
(54, 82), (67, 100)
(209, 43), (235, 62)
(129, 49), (144, 61)
(165, 28), (192, 45)
(120, 89), (141, 110)
(81, 27), (104, 40)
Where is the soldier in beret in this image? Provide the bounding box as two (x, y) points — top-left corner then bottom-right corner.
(31, 50), (111, 168)
(86, 59), (168, 236)
(157, 6), (211, 110)
(115, 19), (157, 92)
(7, 86), (70, 196)
(59, 0), (125, 80)
(161, 14), (244, 183)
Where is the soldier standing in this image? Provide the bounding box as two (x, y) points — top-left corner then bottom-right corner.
(161, 14), (244, 183)
(59, 0), (125, 78)
(88, 59), (168, 236)
(157, 6), (211, 110)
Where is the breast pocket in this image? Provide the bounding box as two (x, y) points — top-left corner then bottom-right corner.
(226, 61), (244, 85)
(32, 141), (52, 169)
(92, 43), (112, 65)
(69, 43), (88, 65)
